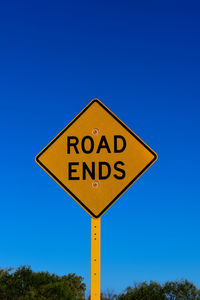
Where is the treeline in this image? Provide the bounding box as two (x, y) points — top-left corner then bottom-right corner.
(0, 266), (85, 299)
(116, 280), (200, 300)
(0, 266), (200, 299)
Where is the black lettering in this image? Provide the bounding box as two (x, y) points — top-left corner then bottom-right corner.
(83, 162), (95, 180)
(114, 161), (125, 179)
(68, 162), (80, 180)
(81, 136), (94, 154)
(67, 136), (79, 154)
(97, 136), (111, 153)
(114, 135), (126, 153)
(99, 162), (111, 179)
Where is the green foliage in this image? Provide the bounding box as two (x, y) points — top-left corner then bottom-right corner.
(118, 280), (200, 300)
(118, 281), (165, 300)
(1, 266), (200, 300)
(163, 279), (200, 300)
(0, 266), (86, 300)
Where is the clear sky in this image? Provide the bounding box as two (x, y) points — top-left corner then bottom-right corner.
(0, 0), (200, 295)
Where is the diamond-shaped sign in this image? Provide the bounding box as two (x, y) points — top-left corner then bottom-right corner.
(35, 99), (157, 218)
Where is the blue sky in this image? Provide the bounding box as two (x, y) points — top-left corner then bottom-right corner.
(0, 0), (200, 295)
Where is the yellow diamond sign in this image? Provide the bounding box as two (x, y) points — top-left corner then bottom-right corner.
(35, 99), (157, 218)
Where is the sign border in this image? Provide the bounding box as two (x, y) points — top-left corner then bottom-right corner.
(35, 99), (157, 218)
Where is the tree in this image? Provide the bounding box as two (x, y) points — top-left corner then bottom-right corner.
(118, 281), (165, 300)
(118, 280), (200, 300)
(163, 279), (200, 300)
(0, 266), (86, 300)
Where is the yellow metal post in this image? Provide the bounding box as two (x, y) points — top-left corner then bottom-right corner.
(91, 217), (101, 300)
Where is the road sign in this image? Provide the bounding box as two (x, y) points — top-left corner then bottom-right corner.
(35, 99), (157, 218)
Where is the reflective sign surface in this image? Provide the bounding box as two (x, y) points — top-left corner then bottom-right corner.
(36, 99), (157, 217)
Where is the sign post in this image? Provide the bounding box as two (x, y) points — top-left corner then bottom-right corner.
(91, 218), (101, 300)
(35, 98), (157, 298)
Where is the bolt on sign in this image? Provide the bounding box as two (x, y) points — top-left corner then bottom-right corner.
(35, 99), (157, 218)
(35, 99), (157, 300)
